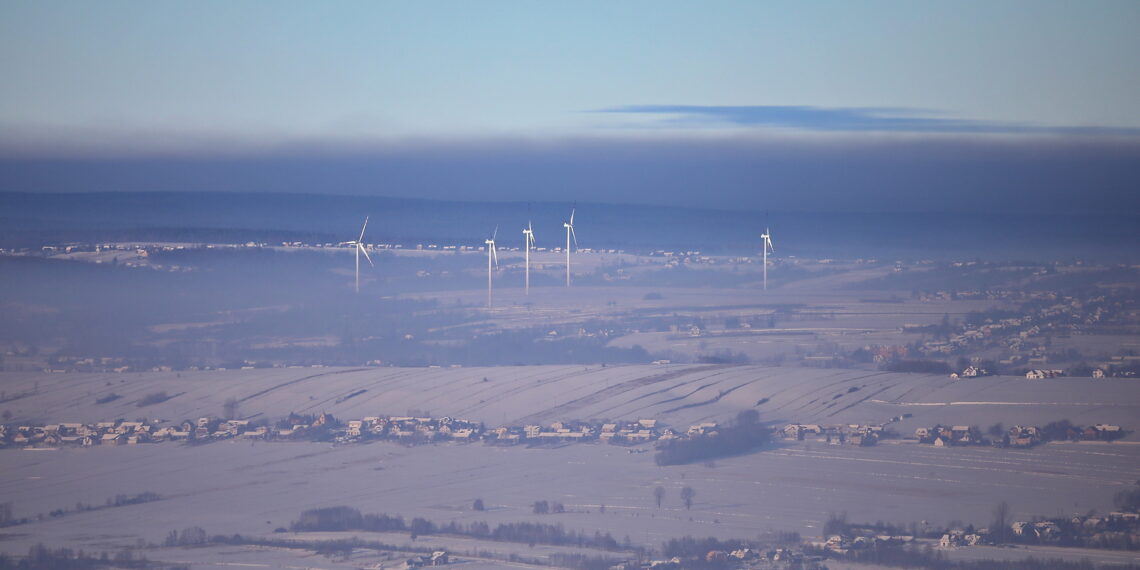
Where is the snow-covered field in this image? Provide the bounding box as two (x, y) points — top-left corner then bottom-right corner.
(1, 437), (1138, 562)
(2, 365), (1138, 566)
(3, 365), (1137, 436)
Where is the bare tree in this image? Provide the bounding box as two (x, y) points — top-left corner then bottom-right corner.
(654, 486), (665, 508)
(681, 486), (695, 510)
(223, 397), (239, 420)
(991, 501), (1011, 544)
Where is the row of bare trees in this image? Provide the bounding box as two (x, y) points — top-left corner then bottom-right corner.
(653, 486), (696, 510)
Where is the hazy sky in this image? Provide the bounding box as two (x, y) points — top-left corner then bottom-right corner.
(2, 1), (1139, 210)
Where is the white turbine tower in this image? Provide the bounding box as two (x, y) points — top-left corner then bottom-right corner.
(760, 227), (774, 291)
(343, 216), (373, 294)
(562, 208), (577, 287)
(522, 221), (536, 295)
(485, 227), (499, 308)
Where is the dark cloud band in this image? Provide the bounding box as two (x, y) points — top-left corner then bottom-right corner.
(597, 105), (1140, 136)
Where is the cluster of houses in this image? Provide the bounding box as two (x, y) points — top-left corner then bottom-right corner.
(913, 423), (1122, 447)
(1011, 521), (1061, 541)
(937, 530), (986, 548)
(398, 550), (449, 568)
(999, 511), (1140, 549)
(32, 239), (860, 266)
(814, 533), (916, 554)
(31, 239), (635, 265)
(608, 547), (826, 570)
(948, 365), (990, 379)
(1024, 368), (1066, 379)
(334, 416), (678, 445)
(912, 286), (1137, 378)
(1055, 511), (1140, 538)
(767, 420), (1124, 450)
(0, 413), (725, 449)
(0, 417), (270, 448)
(3, 412), (1126, 456)
(945, 511), (1140, 548)
(338, 416), (714, 446)
(780, 423), (885, 446)
(817, 510), (1140, 553)
(696, 547), (821, 567)
(914, 425), (982, 446)
(954, 365), (1113, 381)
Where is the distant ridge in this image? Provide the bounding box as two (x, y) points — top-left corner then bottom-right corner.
(1, 191), (1138, 261)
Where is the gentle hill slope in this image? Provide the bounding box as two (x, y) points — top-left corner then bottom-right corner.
(4, 366), (1137, 437)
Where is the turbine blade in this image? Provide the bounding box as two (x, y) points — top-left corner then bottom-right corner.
(569, 208), (575, 225)
(359, 244), (374, 266)
(492, 225), (498, 241)
(359, 216), (369, 242)
(491, 243), (498, 266)
(570, 226), (578, 250)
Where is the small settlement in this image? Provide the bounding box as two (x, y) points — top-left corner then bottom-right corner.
(2, 410), (1125, 452)
(0, 414), (686, 448)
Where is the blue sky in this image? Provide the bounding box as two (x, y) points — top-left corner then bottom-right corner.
(1, 1), (1138, 211)
(2, 1), (1138, 148)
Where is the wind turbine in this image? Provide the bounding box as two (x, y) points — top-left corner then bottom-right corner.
(485, 227), (499, 307)
(563, 208), (577, 287)
(522, 221), (536, 295)
(760, 227), (774, 291)
(342, 216), (373, 294)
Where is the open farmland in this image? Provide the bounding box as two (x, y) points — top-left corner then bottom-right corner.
(1, 365), (1138, 567)
(3, 365), (1138, 436)
(2, 241), (1139, 567)
(0, 424), (1138, 564)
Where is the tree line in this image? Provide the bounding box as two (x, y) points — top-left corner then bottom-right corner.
(289, 506), (622, 550)
(654, 410), (769, 466)
(0, 544), (182, 570)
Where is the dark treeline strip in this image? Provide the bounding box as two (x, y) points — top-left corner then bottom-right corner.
(0, 543), (182, 570)
(1, 492), (162, 529)
(200, 532), (623, 570)
(654, 410), (769, 466)
(289, 506), (622, 550)
(662, 536), (750, 558)
(210, 534), (429, 558)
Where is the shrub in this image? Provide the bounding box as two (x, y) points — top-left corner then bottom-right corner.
(137, 392), (172, 407)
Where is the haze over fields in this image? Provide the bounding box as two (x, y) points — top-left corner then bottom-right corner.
(3, 221), (1139, 568)
(2, 364), (1140, 565)
(3, 2), (1140, 569)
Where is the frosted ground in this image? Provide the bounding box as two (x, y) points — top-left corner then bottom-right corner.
(3, 433), (1139, 563)
(4, 365), (1138, 434)
(1, 365), (1139, 567)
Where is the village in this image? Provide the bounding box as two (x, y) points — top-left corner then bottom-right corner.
(810, 495), (1140, 558)
(0, 413), (708, 448)
(908, 284), (1140, 379)
(1, 408), (1127, 455)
